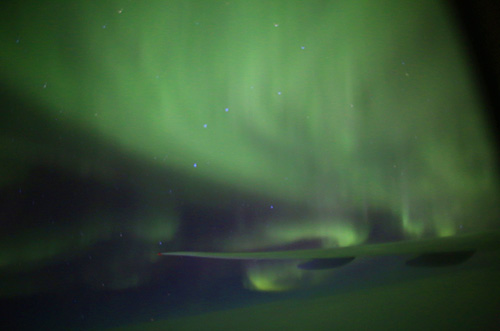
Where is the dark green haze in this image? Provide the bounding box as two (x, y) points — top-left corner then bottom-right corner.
(0, 0), (498, 294)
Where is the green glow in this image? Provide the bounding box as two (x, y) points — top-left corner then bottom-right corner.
(222, 217), (367, 254)
(400, 191), (425, 238)
(0, 214), (178, 273)
(2, 0), (497, 214)
(1, 0), (499, 294)
(244, 262), (301, 292)
(132, 215), (178, 242)
(0, 218), (111, 270)
(265, 219), (367, 248)
(220, 217), (365, 292)
(244, 261), (334, 292)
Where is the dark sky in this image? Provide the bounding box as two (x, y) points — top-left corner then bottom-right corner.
(1, 1), (499, 330)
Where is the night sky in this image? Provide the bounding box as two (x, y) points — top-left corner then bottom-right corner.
(1, 1), (499, 330)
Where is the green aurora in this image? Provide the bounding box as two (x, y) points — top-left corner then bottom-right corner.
(1, 0), (499, 296)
